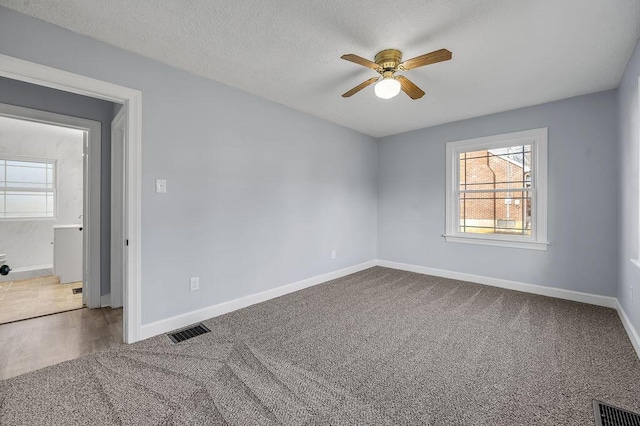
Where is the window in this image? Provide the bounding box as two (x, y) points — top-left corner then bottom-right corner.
(0, 156), (56, 219)
(445, 128), (548, 250)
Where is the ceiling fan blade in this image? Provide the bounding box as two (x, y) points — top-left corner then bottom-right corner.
(399, 48), (452, 71)
(397, 76), (425, 99)
(341, 54), (380, 71)
(342, 77), (379, 97)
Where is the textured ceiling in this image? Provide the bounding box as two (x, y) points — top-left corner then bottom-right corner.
(1, 0), (639, 137)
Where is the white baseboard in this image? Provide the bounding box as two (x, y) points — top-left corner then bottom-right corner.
(139, 260), (378, 340)
(616, 301), (640, 360)
(376, 259), (618, 309)
(100, 293), (111, 307)
(0, 264), (53, 283)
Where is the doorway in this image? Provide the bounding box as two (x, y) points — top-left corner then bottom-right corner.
(0, 53), (142, 343)
(0, 104), (102, 324)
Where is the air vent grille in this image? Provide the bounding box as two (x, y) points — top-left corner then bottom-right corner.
(594, 400), (640, 426)
(167, 323), (211, 344)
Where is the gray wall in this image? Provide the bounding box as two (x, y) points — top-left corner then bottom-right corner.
(618, 37), (640, 332)
(0, 6), (378, 324)
(0, 76), (118, 296)
(378, 90), (619, 297)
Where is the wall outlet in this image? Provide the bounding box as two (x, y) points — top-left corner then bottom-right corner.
(190, 277), (200, 292)
(331, 250), (336, 259)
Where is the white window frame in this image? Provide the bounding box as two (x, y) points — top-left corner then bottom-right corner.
(0, 154), (58, 221)
(444, 128), (549, 250)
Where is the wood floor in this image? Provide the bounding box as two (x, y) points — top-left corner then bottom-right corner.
(0, 307), (123, 380)
(0, 275), (83, 324)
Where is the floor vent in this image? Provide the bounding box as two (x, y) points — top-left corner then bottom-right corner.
(167, 324), (211, 344)
(72, 288), (82, 294)
(594, 400), (640, 426)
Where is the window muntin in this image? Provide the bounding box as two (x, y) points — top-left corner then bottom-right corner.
(0, 157), (56, 219)
(445, 128), (548, 250)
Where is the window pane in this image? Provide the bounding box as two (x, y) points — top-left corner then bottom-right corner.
(0, 157), (56, 219)
(459, 190), (532, 236)
(6, 165), (47, 186)
(6, 192), (49, 214)
(46, 193), (54, 215)
(459, 145), (532, 191)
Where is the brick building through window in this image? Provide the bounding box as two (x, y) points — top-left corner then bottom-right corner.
(459, 145), (531, 235)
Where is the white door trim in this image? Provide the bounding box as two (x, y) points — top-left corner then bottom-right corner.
(0, 102), (101, 308)
(110, 107), (126, 309)
(634, 75), (640, 269)
(0, 54), (143, 343)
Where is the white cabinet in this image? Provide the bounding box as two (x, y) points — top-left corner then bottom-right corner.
(53, 225), (83, 284)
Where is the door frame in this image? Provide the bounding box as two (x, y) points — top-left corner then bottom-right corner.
(110, 107), (126, 309)
(0, 54), (143, 343)
(0, 103), (101, 308)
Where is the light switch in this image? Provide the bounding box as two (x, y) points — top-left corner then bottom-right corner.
(156, 179), (167, 193)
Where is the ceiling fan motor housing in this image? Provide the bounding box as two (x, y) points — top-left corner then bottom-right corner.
(375, 49), (402, 72)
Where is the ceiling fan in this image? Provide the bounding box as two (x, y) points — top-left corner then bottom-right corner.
(340, 48), (452, 100)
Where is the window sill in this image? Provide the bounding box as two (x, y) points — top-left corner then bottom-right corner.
(631, 259), (640, 271)
(443, 234), (549, 251)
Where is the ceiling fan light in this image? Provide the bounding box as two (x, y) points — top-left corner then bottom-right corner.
(374, 77), (401, 99)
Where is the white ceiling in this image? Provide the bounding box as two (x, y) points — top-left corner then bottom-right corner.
(2, 0), (639, 137)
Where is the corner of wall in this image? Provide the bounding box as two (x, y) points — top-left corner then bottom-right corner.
(375, 136), (382, 260)
(616, 34), (640, 337)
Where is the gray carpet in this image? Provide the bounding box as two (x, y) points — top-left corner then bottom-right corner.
(1, 266), (639, 425)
